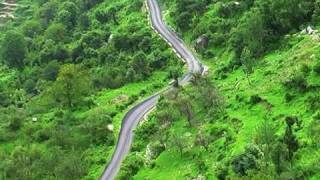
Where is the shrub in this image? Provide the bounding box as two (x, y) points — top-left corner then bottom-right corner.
(0, 92), (10, 107)
(300, 64), (311, 75)
(22, 20), (42, 38)
(232, 145), (261, 175)
(45, 23), (67, 42)
(23, 79), (37, 94)
(307, 94), (320, 112)
(8, 116), (23, 131)
(249, 94), (263, 105)
(118, 154), (144, 179)
(313, 62), (320, 74)
(283, 73), (308, 92)
(42, 60), (60, 81)
(1, 31), (27, 69)
(308, 116), (320, 147)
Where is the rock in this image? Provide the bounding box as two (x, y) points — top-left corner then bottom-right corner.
(307, 26), (317, 35)
(107, 124), (114, 131)
(108, 34), (113, 43)
(234, 1), (240, 6)
(201, 65), (209, 76)
(32, 117), (37, 122)
(301, 25), (318, 35)
(312, 34), (320, 41)
(195, 34), (209, 50)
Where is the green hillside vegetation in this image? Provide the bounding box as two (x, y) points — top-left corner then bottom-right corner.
(120, 0), (320, 179)
(0, 0), (182, 179)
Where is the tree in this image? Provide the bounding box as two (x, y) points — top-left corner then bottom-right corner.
(108, 6), (119, 25)
(175, 97), (194, 127)
(38, 1), (58, 26)
(131, 52), (150, 80)
(45, 23), (67, 42)
(54, 154), (87, 180)
(255, 116), (277, 162)
(78, 13), (90, 30)
(168, 67), (181, 87)
(240, 46), (254, 85)
(232, 145), (261, 176)
(56, 10), (75, 30)
(42, 60), (60, 81)
(22, 20), (42, 38)
(170, 134), (188, 157)
(194, 130), (211, 151)
(192, 75), (225, 116)
(52, 64), (92, 108)
(1, 31), (27, 69)
(312, 0), (320, 24)
(283, 117), (299, 160)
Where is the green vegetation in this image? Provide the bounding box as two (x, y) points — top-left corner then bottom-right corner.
(0, 0), (182, 179)
(2, 0), (320, 179)
(119, 0), (320, 179)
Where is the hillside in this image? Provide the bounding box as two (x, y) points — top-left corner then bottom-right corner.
(120, 0), (320, 179)
(1, 0), (320, 180)
(0, 0), (182, 179)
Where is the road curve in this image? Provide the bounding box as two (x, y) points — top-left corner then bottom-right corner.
(100, 0), (203, 179)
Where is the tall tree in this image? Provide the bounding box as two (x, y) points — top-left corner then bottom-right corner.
(1, 31), (27, 70)
(52, 64), (91, 108)
(240, 47), (254, 85)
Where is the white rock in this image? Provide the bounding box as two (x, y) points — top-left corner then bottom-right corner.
(32, 117), (38, 122)
(107, 124), (114, 131)
(234, 2), (240, 5)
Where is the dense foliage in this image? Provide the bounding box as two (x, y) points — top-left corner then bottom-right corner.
(120, 0), (320, 179)
(0, 0), (182, 179)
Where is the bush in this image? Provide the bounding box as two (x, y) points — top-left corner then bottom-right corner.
(313, 62), (320, 74)
(284, 93), (295, 103)
(0, 92), (11, 107)
(249, 94), (263, 105)
(232, 145), (261, 175)
(23, 79), (37, 94)
(8, 116), (23, 131)
(42, 60), (60, 81)
(22, 20), (42, 38)
(308, 116), (320, 147)
(300, 64), (311, 75)
(283, 73), (308, 92)
(45, 23), (67, 42)
(118, 153), (144, 179)
(307, 94), (320, 112)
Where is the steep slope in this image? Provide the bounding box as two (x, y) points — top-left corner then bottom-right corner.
(100, 0), (203, 179)
(119, 0), (320, 179)
(0, 0), (183, 179)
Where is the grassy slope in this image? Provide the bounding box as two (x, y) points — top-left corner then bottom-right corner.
(127, 1), (320, 180)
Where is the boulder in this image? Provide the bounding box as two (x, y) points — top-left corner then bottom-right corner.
(195, 34), (209, 50)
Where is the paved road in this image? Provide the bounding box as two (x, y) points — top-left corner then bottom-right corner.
(100, 0), (203, 179)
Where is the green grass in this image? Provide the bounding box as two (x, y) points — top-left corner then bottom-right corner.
(126, 21), (320, 180)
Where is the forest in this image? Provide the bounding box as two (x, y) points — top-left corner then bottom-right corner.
(0, 0), (181, 179)
(1, 0), (320, 179)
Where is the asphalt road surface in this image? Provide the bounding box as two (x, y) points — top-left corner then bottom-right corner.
(100, 0), (203, 179)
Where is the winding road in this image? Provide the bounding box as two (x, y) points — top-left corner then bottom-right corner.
(100, 0), (203, 179)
